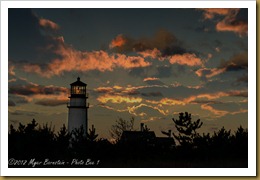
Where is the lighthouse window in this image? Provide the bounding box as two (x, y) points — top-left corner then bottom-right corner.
(71, 85), (86, 95)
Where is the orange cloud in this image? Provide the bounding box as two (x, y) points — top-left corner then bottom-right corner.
(23, 64), (44, 75)
(216, 20), (248, 36)
(184, 90), (247, 104)
(138, 48), (162, 59)
(144, 90), (247, 107)
(95, 87), (114, 93)
(39, 18), (59, 30)
(199, 8), (247, 36)
(201, 104), (228, 116)
(23, 42), (151, 77)
(145, 98), (185, 106)
(127, 103), (168, 116)
(160, 98), (185, 106)
(114, 53), (151, 69)
(9, 65), (16, 76)
(97, 94), (142, 104)
(195, 67), (226, 78)
(109, 34), (127, 49)
(168, 53), (203, 66)
(143, 77), (159, 82)
(113, 85), (123, 90)
(201, 104), (247, 117)
(199, 8), (237, 19)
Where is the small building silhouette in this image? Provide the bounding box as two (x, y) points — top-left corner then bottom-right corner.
(120, 123), (175, 149)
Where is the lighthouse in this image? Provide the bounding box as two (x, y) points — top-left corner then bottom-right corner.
(67, 77), (89, 135)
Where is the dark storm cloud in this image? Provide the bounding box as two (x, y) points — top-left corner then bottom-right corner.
(9, 84), (67, 96)
(141, 92), (163, 97)
(196, 52), (248, 79)
(35, 99), (67, 106)
(219, 52), (248, 71)
(9, 77), (67, 96)
(110, 29), (187, 57)
(9, 95), (31, 105)
(126, 90), (140, 96)
(230, 91), (248, 97)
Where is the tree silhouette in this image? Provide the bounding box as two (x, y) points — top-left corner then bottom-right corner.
(87, 125), (99, 142)
(172, 112), (203, 146)
(8, 118), (248, 168)
(55, 124), (71, 158)
(110, 117), (135, 142)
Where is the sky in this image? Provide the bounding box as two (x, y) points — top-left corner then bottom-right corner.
(8, 8), (248, 139)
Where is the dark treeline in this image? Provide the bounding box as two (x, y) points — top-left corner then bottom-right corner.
(8, 112), (248, 168)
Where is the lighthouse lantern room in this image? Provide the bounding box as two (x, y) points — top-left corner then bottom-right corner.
(67, 77), (89, 135)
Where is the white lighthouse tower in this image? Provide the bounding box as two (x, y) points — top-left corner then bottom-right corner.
(67, 77), (89, 135)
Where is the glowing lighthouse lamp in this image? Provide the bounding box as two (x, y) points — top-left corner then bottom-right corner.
(67, 77), (89, 135)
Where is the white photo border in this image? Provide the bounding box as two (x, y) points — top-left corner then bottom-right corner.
(1, 0), (256, 176)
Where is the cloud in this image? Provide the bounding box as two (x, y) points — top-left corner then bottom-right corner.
(195, 52), (248, 78)
(216, 9), (248, 36)
(195, 67), (226, 78)
(201, 103), (247, 117)
(168, 53), (203, 66)
(109, 29), (179, 53)
(159, 98), (185, 106)
(109, 34), (127, 49)
(143, 77), (164, 85)
(97, 94), (142, 104)
(94, 87), (114, 94)
(9, 77), (69, 106)
(9, 83), (67, 96)
(143, 77), (159, 82)
(124, 89), (140, 96)
(35, 99), (67, 106)
(109, 30), (204, 67)
(39, 18), (59, 30)
(138, 48), (162, 59)
(201, 104), (228, 116)
(23, 43), (151, 77)
(127, 103), (169, 116)
(141, 92), (163, 97)
(199, 8), (237, 20)
(219, 52), (248, 71)
(141, 116), (166, 123)
(9, 110), (38, 116)
(9, 9), (62, 63)
(184, 90), (247, 104)
(144, 90), (247, 107)
(9, 65), (16, 76)
(199, 8), (248, 36)
(190, 100), (222, 104)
